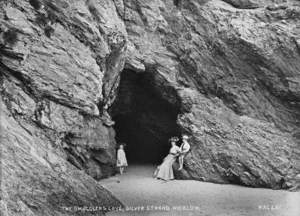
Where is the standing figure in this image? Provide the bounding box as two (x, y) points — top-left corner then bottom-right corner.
(117, 144), (128, 174)
(178, 135), (190, 170)
(154, 137), (180, 181)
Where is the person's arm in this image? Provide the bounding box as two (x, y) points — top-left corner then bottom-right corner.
(175, 147), (182, 156)
(181, 143), (190, 153)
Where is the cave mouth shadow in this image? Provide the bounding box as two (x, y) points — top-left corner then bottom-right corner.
(111, 69), (181, 165)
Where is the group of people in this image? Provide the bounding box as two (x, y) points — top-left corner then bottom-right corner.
(153, 134), (190, 181)
(116, 135), (190, 181)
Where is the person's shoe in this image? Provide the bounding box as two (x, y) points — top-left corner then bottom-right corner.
(178, 167), (183, 170)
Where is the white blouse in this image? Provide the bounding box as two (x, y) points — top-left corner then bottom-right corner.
(170, 145), (180, 154)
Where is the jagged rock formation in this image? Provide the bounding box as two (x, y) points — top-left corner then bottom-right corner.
(122, 0), (300, 188)
(0, 0), (125, 215)
(1, 0), (300, 214)
(1, 97), (122, 215)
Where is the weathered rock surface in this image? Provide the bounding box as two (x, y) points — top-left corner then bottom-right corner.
(1, 0), (300, 214)
(122, 0), (300, 188)
(1, 0), (125, 215)
(0, 93), (122, 215)
(222, 0), (287, 9)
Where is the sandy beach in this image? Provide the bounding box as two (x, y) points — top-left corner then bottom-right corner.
(100, 165), (300, 216)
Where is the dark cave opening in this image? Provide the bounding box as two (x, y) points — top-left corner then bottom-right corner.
(111, 70), (181, 164)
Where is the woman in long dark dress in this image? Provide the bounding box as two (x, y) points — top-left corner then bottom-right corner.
(154, 137), (180, 181)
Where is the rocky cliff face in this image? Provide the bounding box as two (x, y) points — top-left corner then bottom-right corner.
(0, 0), (125, 215)
(121, 0), (300, 188)
(1, 0), (300, 214)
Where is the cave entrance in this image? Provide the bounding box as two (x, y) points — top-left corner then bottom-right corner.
(111, 69), (181, 164)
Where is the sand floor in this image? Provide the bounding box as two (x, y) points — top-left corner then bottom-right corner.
(100, 165), (300, 216)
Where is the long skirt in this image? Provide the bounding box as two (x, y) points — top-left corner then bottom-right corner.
(154, 154), (176, 181)
(116, 150), (128, 167)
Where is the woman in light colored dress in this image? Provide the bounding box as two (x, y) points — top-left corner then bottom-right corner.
(154, 137), (180, 181)
(116, 144), (128, 175)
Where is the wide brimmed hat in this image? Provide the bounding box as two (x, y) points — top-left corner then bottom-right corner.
(182, 135), (189, 139)
(169, 136), (179, 142)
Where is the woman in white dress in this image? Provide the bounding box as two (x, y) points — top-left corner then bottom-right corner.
(154, 137), (180, 181)
(116, 144), (128, 174)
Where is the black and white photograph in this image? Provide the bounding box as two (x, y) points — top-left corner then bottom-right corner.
(0, 0), (300, 215)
